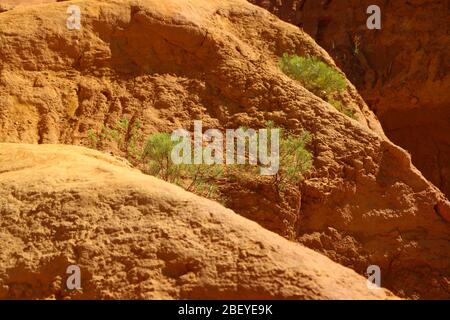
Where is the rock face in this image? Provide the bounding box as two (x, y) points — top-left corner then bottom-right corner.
(0, 0), (448, 299)
(0, 143), (396, 299)
(0, 0), (58, 11)
(249, 0), (450, 199)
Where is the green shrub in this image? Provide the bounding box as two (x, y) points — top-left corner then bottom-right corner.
(87, 129), (99, 148)
(279, 53), (357, 119)
(280, 53), (346, 97)
(86, 116), (143, 159)
(274, 128), (313, 190)
(184, 163), (223, 197)
(142, 133), (223, 197)
(328, 99), (356, 119)
(89, 120), (314, 199)
(142, 133), (180, 182)
(228, 121), (313, 191)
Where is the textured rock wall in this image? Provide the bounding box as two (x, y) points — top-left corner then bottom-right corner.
(0, 144), (397, 299)
(249, 0), (450, 199)
(0, 0), (448, 298)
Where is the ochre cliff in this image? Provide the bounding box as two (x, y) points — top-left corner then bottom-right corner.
(0, 0), (449, 299)
(249, 0), (450, 200)
(0, 143), (398, 299)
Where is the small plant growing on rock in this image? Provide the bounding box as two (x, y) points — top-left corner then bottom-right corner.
(280, 53), (346, 97)
(280, 53), (355, 119)
(276, 131), (313, 188)
(142, 132), (223, 197)
(86, 116), (143, 160)
(184, 163), (223, 197)
(265, 121), (313, 191)
(89, 120), (313, 200)
(328, 99), (356, 119)
(142, 133), (177, 181)
(87, 128), (100, 148)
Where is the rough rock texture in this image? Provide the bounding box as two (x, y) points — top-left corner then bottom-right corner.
(0, 0), (449, 299)
(0, 0), (59, 11)
(249, 0), (450, 199)
(0, 143), (396, 299)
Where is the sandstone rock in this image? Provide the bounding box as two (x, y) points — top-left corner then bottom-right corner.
(0, 143), (396, 299)
(249, 0), (450, 200)
(0, 0), (448, 299)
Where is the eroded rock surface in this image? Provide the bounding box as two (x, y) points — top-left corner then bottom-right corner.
(249, 0), (450, 199)
(0, 143), (396, 299)
(0, 0), (448, 299)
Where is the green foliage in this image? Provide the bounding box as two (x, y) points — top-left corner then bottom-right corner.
(265, 120), (275, 129)
(87, 129), (99, 148)
(142, 133), (223, 198)
(88, 119), (314, 199)
(142, 133), (181, 183)
(328, 99), (356, 119)
(275, 128), (313, 190)
(279, 53), (346, 97)
(86, 116), (143, 160)
(184, 163), (223, 197)
(279, 53), (355, 119)
(227, 121), (314, 191)
(234, 121), (313, 191)
(127, 120), (143, 160)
